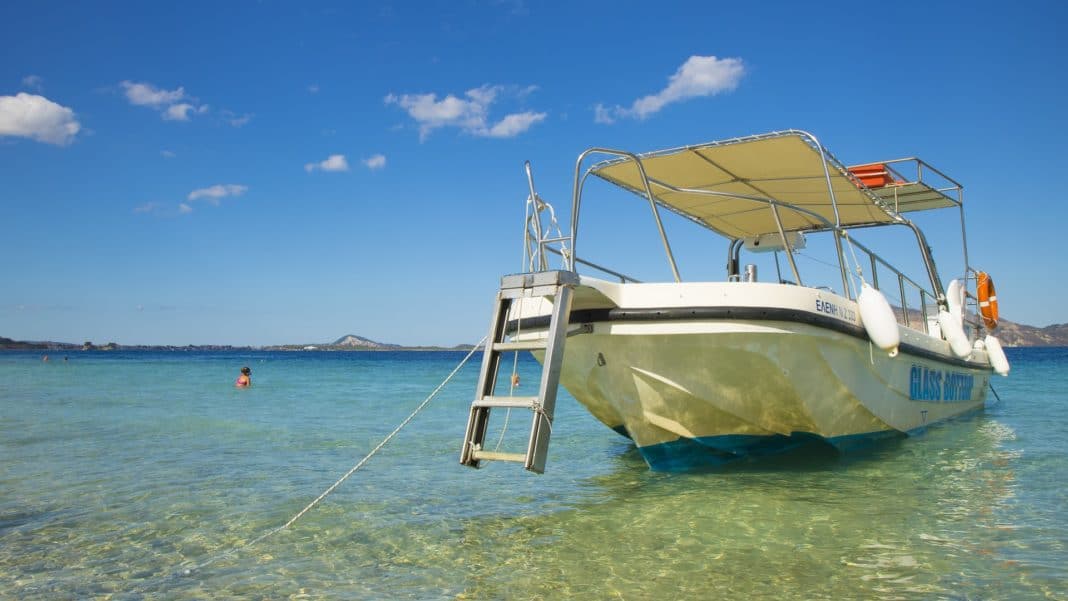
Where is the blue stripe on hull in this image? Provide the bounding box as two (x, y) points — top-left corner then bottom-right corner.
(637, 430), (905, 471)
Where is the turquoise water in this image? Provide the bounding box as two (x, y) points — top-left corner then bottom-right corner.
(1, 348), (1065, 599)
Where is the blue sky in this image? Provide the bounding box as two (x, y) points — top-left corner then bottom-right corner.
(2, 0), (1066, 347)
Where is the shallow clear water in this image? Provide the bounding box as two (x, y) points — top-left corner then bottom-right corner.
(1, 348), (1065, 599)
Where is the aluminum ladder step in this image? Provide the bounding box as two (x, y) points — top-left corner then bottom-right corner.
(471, 396), (541, 409)
(492, 340), (547, 352)
(469, 449), (526, 463)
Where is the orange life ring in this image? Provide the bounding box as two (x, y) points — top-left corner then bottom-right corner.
(977, 272), (999, 330)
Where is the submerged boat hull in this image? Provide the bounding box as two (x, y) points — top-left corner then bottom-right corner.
(516, 281), (992, 470)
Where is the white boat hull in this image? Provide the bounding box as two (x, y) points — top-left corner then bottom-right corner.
(513, 278), (992, 470)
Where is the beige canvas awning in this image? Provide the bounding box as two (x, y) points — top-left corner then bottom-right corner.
(589, 132), (959, 240)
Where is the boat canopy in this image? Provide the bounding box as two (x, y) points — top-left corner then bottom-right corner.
(589, 131), (961, 240)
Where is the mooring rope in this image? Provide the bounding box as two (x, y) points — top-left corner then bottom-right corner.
(988, 382), (1002, 406)
(177, 336), (487, 577)
(494, 301), (525, 452)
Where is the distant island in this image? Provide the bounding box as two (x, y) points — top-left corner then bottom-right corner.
(4, 320), (1068, 351)
(264, 334), (475, 352)
(0, 334), (475, 352)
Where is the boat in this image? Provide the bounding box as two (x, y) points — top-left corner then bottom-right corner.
(460, 129), (1009, 472)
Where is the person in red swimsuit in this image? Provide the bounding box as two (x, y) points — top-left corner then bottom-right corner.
(235, 366), (252, 387)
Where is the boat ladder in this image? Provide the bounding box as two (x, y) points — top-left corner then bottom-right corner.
(460, 270), (580, 474)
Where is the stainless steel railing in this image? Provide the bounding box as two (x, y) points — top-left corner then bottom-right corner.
(850, 236), (938, 333)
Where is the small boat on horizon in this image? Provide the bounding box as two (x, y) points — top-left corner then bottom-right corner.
(461, 129), (1009, 472)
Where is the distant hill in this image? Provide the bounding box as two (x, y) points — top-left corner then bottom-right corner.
(0, 336), (250, 351)
(330, 334), (400, 349)
(0, 336), (80, 350)
(264, 335), (473, 351)
(989, 320), (1068, 347)
(888, 312), (1068, 347)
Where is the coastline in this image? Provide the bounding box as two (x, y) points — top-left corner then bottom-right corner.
(0, 339), (475, 353)
(4, 317), (1068, 351)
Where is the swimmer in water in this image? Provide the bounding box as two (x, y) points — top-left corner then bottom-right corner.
(235, 366), (251, 387)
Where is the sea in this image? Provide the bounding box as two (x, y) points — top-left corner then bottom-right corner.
(1, 347), (1065, 600)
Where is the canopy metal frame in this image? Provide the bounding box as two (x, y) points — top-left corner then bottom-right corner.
(529, 130), (972, 312)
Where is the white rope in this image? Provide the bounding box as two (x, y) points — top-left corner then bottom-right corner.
(794, 249), (842, 272)
(841, 230), (867, 299)
(494, 298), (525, 452)
(493, 353), (518, 452)
(796, 233), (864, 298)
(532, 400), (553, 435)
(178, 336), (487, 577)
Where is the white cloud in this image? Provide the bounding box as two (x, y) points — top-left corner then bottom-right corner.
(484, 111), (546, 138)
(120, 80), (213, 122)
(595, 55), (744, 123)
(217, 109), (251, 127)
(187, 184), (248, 204)
(362, 154), (386, 170)
(121, 81), (185, 108)
(385, 91), (484, 141)
(305, 154), (350, 173)
(22, 75), (44, 91)
(0, 93), (81, 145)
(161, 150), (176, 158)
(133, 201), (164, 214)
(495, 0), (529, 16)
(227, 112), (252, 127)
(593, 103), (617, 125)
(385, 83), (545, 140)
(164, 103), (195, 121)
(135, 187), (242, 217)
(465, 84), (500, 106)
(308, 84), (319, 94)
(516, 84), (539, 99)
(134, 200), (196, 217)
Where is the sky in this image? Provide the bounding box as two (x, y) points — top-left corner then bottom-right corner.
(2, 0), (1067, 347)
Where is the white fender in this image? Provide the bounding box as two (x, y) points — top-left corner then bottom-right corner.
(985, 335), (1010, 376)
(946, 279), (965, 325)
(858, 283), (900, 356)
(938, 309), (972, 358)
